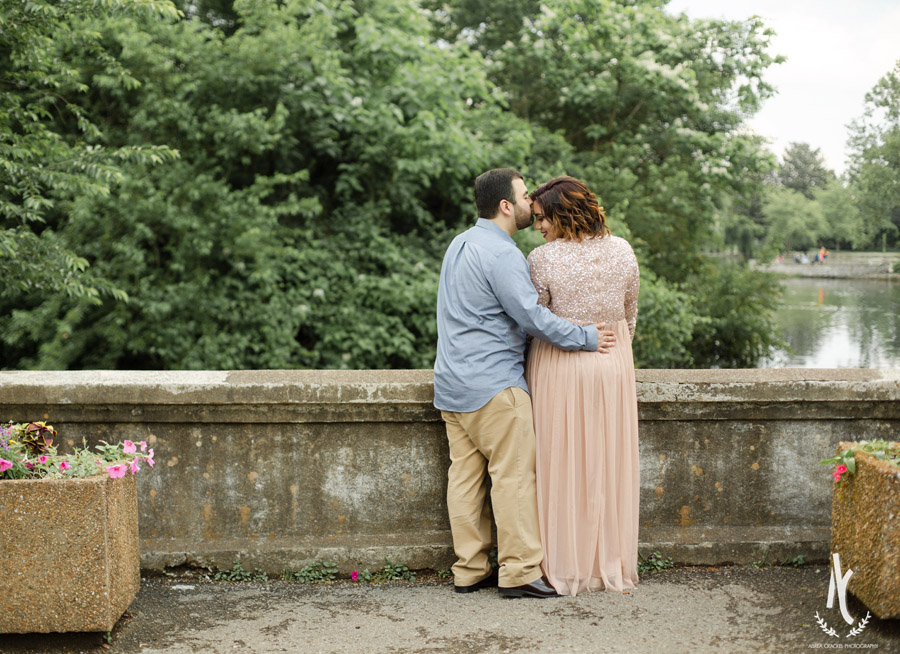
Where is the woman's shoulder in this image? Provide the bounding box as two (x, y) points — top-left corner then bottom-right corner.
(602, 233), (631, 248)
(602, 234), (636, 255)
(526, 240), (561, 262)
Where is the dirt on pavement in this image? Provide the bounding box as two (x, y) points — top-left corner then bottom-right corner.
(2, 566), (898, 654)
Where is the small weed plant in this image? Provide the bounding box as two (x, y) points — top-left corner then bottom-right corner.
(376, 557), (416, 582)
(283, 560), (338, 583)
(214, 561), (268, 582)
(637, 551), (673, 574)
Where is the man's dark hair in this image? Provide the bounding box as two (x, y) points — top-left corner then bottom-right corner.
(474, 168), (523, 218)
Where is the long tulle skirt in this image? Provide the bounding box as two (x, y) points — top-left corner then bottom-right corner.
(525, 318), (640, 596)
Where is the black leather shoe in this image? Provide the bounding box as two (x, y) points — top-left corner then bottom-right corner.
(454, 570), (498, 594)
(499, 576), (559, 598)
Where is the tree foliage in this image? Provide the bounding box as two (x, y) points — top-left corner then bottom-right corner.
(778, 142), (834, 199)
(0, 0), (180, 303)
(2, 0), (793, 370)
(718, 56), (900, 260)
(848, 60), (900, 249)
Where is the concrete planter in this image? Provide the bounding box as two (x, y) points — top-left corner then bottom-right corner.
(831, 441), (900, 619)
(0, 472), (140, 634)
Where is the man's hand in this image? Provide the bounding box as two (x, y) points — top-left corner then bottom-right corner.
(594, 323), (616, 353)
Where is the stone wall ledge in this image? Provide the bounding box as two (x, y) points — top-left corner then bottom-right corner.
(2, 369), (899, 423)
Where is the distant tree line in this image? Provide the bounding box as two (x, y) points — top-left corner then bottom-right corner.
(2, 0), (894, 371)
(718, 68), (900, 259)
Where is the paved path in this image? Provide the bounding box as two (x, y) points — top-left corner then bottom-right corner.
(3, 567), (898, 653)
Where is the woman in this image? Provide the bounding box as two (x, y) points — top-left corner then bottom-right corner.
(524, 176), (640, 596)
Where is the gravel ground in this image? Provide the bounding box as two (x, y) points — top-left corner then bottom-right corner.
(2, 566), (898, 654)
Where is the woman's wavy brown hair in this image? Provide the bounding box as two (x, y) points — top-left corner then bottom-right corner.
(529, 176), (610, 241)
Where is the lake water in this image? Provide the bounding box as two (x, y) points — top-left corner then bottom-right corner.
(763, 277), (900, 368)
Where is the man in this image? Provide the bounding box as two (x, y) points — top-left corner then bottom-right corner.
(433, 168), (616, 598)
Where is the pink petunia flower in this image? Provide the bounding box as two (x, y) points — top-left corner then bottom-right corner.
(140, 441), (147, 452)
(123, 440), (137, 454)
(144, 448), (155, 467)
(351, 571), (359, 581)
(835, 464), (848, 475)
(39, 455), (48, 464)
(0, 458), (12, 472)
(23, 461), (33, 470)
(130, 458), (140, 475)
(833, 471), (842, 483)
(106, 464), (127, 479)
(60, 461), (71, 471)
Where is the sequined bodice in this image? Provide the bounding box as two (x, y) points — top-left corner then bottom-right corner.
(527, 235), (640, 340)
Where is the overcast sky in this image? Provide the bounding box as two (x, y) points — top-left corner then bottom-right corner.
(665, 0), (900, 174)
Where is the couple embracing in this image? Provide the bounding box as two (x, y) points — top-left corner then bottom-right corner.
(433, 168), (640, 598)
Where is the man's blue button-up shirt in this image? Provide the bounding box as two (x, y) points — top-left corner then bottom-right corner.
(433, 218), (598, 413)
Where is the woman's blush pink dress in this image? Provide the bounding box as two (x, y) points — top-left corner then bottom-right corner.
(525, 234), (640, 596)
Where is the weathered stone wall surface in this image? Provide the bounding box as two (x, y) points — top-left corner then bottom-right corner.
(1, 369), (897, 571)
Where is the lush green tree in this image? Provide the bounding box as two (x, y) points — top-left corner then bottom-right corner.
(715, 166), (771, 261)
(718, 149), (849, 260)
(815, 181), (859, 251)
(2, 0), (791, 371)
(778, 142), (834, 200)
(686, 263), (783, 368)
(762, 187), (828, 254)
(0, 0), (180, 304)
(631, 268), (703, 368)
(423, 0), (540, 53)
(848, 60), (900, 250)
(1, 0), (527, 369)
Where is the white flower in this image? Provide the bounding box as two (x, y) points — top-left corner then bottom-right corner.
(312, 288), (325, 298)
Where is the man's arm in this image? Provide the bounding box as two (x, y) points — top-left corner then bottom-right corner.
(489, 249), (600, 351)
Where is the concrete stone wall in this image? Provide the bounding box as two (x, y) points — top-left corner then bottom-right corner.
(1, 369), (898, 572)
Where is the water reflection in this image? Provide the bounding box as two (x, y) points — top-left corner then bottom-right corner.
(763, 277), (900, 368)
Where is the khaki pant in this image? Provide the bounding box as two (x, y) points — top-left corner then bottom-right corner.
(441, 387), (544, 587)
